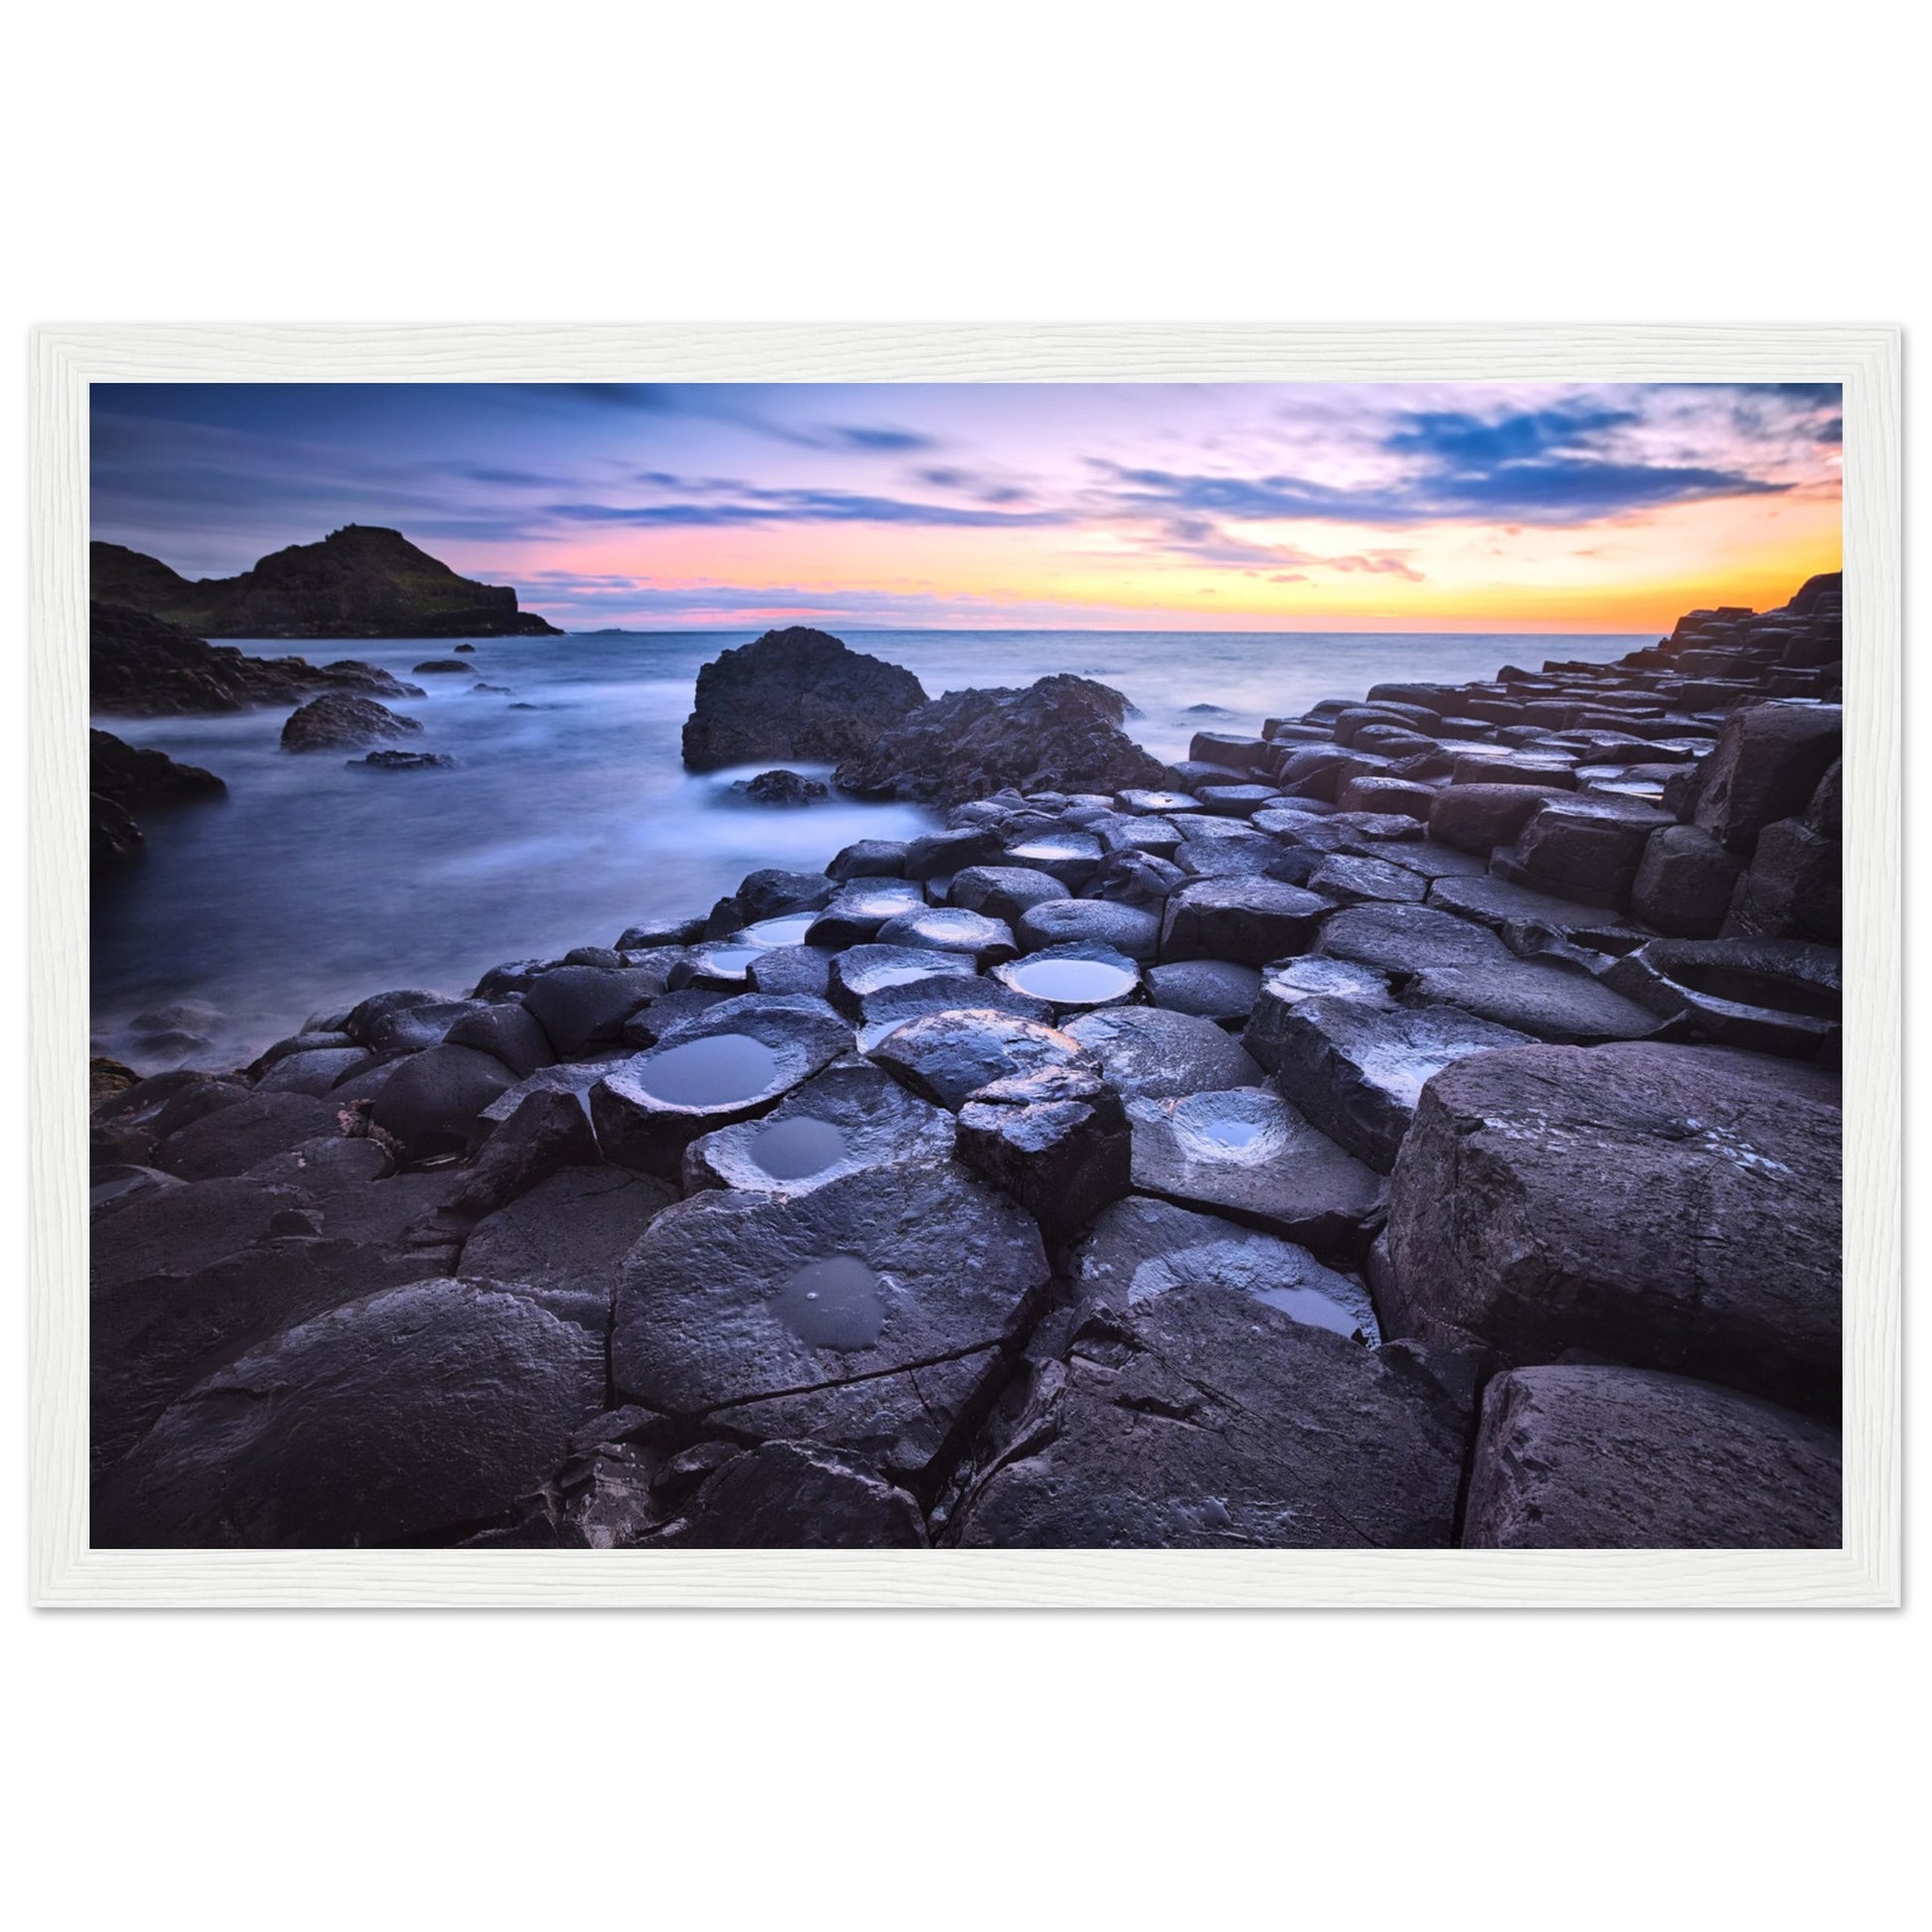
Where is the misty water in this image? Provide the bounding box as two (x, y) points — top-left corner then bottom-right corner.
(91, 626), (1644, 1069)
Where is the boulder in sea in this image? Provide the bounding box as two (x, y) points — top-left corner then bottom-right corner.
(833, 674), (1168, 807)
(89, 728), (225, 869)
(348, 750), (457, 771)
(681, 627), (928, 772)
(281, 693), (424, 753)
(732, 767), (831, 807)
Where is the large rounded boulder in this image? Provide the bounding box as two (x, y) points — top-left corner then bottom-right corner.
(681, 627), (928, 771)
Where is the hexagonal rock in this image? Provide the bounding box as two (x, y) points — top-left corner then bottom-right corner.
(1187, 729), (1272, 770)
(1315, 902), (1509, 978)
(460, 1167), (676, 1305)
(1631, 824), (1747, 938)
(1693, 700), (1843, 852)
(946, 1286), (1468, 1548)
(591, 997), (853, 1177)
(1014, 897), (1162, 961)
(1492, 793), (1676, 908)
(1427, 782), (1568, 854)
(1462, 1365), (1842, 1549)
(847, 974), (1054, 1054)
(683, 1058), (956, 1198)
(612, 1160), (1049, 1480)
(1241, 956), (1396, 1071)
(369, 1045), (519, 1164)
(1305, 854), (1430, 906)
(826, 838), (909, 881)
(1070, 1196), (1378, 1340)
(152, 1090), (340, 1181)
(947, 865), (1071, 925)
(1269, 996), (1533, 1173)
(803, 880), (927, 949)
(1400, 960), (1672, 1045)
(1424, 874), (1632, 945)
(1338, 774), (1437, 819)
(662, 1442), (928, 1548)
(1600, 936), (1840, 1060)
(991, 942), (1143, 1016)
(1160, 877), (1330, 967)
(957, 1063), (1132, 1247)
(93, 1278), (608, 1548)
(868, 1008), (1098, 1111)
(873, 904), (1018, 964)
(1142, 958), (1264, 1026)
(519, 964), (669, 1057)
(902, 825), (1009, 881)
(1383, 1041), (1842, 1415)
(445, 1002), (557, 1079)
(827, 943), (981, 1019)
(1000, 830), (1104, 890)
(1724, 818), (1841, 942)
(1126, 1086), (1382, 1251)
(1063, 1006), (1263, 1101)
(1115, 787), (1198, 816)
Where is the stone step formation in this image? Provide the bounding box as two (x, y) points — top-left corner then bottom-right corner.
(89, 573), (1845, 1552)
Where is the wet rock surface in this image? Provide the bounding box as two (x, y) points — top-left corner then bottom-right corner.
(684, 1058), (956, 1196)
(614, 1160), (1048, 1480)
(592, 997), (853, 1177)
(868, 1007), (1098, 1111)
(1127, 1085), (1382, 1252)
(1463, 1365), (1842, 1549)
(1268, 997), (1535, 1172)
(1063, 1006), (1264, 1100)
(1071, 1197), (1377, 1339)
(1384, 1042), (1841, 1416)
(947, 1287), (1468, 1548)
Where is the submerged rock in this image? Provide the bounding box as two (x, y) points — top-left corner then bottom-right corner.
(280, 693), (424, 753)
(732, 767), (830, 806)
(1463, 1365), (1842, 1549)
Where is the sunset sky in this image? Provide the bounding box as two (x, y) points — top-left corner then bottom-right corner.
(90, 381), (1842, 633)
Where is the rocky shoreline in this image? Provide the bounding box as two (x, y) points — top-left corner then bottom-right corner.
(89, 574), (1844, 1550)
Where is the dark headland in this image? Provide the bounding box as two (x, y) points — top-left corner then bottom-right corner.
(92, 523), (562, 639)
(89, 573), (1845, 1552)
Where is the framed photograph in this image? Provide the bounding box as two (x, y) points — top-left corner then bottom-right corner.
(31, 323), (1900, 1607)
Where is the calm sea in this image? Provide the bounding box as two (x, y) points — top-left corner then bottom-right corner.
(91, 627), (1647, 1068)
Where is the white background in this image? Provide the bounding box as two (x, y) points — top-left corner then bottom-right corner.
(3, 3), (1922, 1926)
